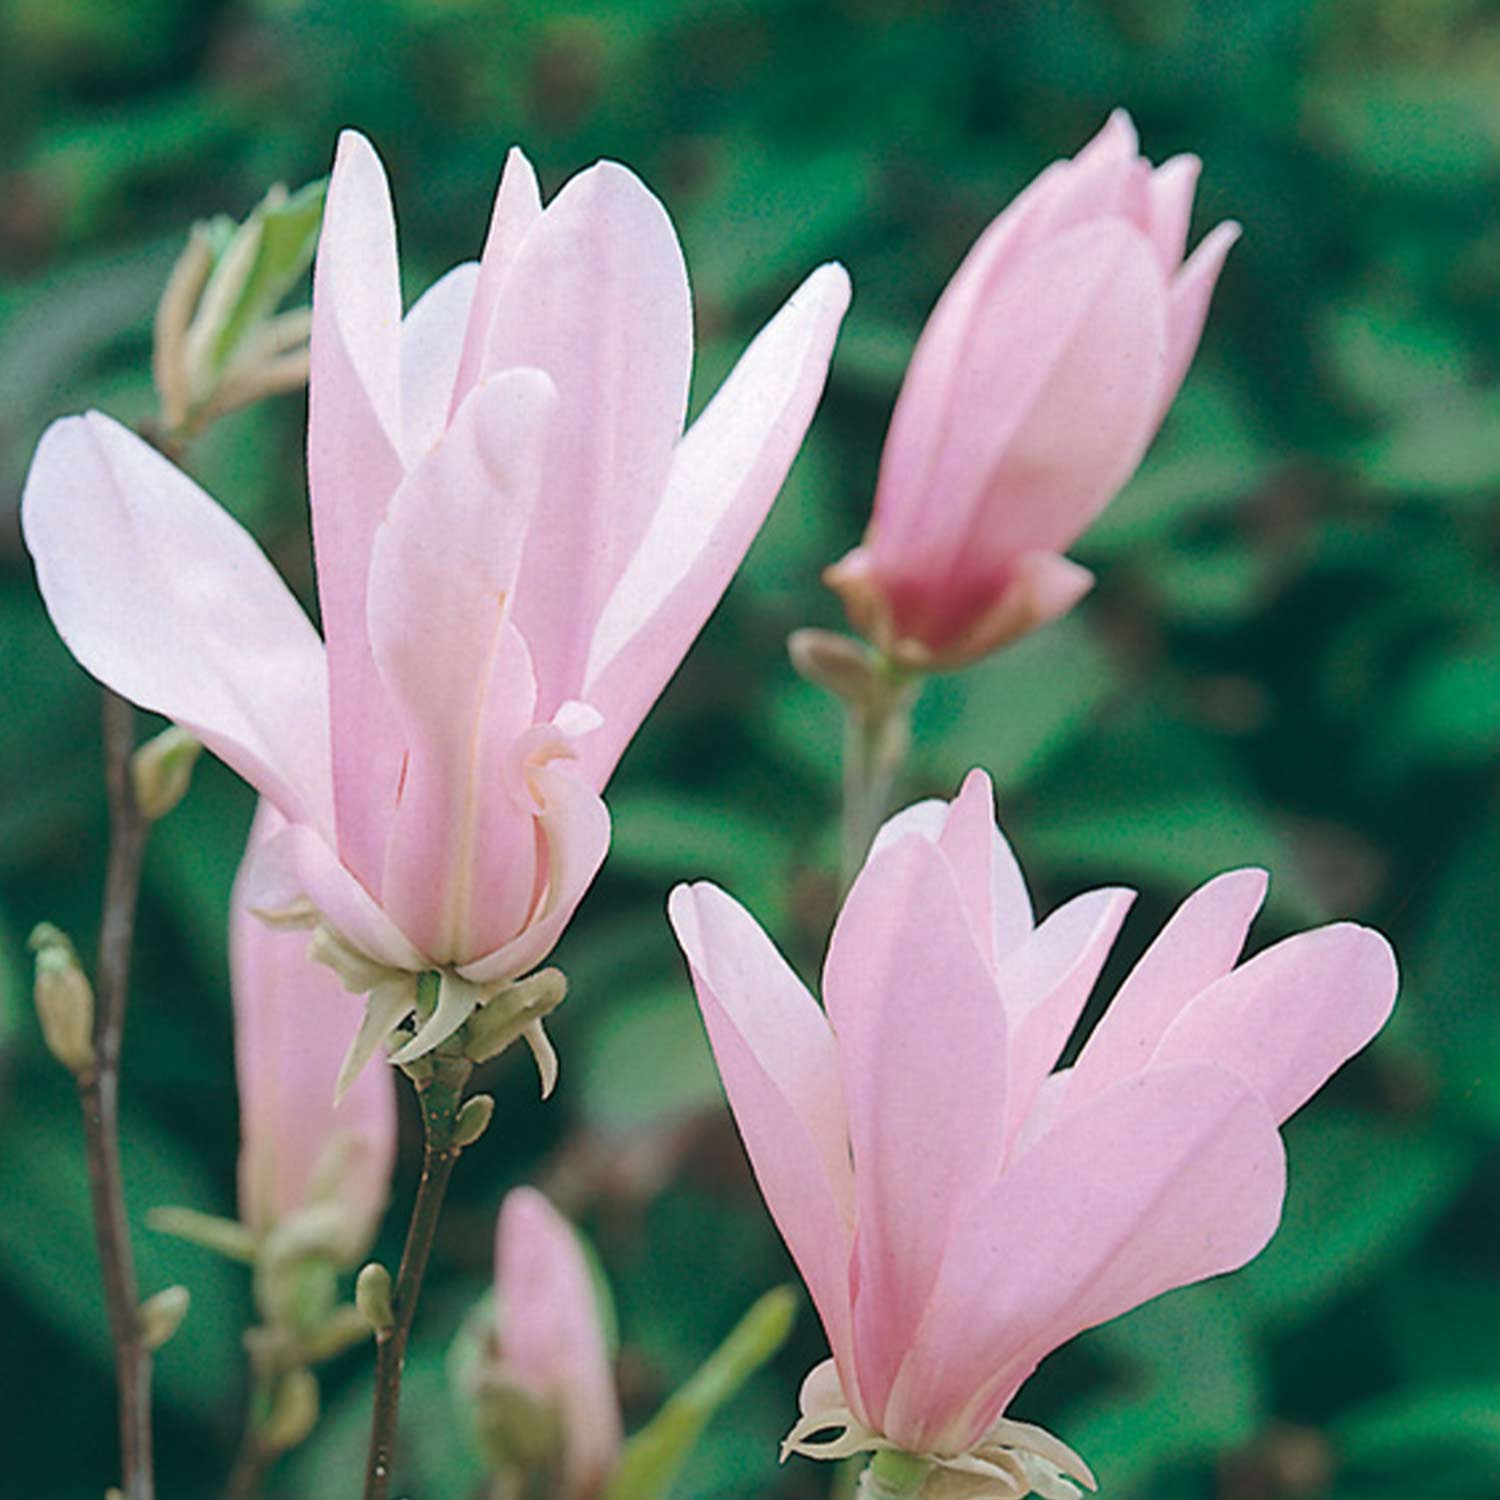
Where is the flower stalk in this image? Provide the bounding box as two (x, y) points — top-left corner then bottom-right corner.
(859, 1451), (932, 1500)
(363, 987), (475, 1500)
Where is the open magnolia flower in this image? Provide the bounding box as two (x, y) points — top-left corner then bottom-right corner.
(23, 130), (849, 1089)
(669, 770), (1397, 1493)
(827, 110), (1238, 669)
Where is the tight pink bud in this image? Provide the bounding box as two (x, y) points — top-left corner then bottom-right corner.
(830, 110), (1240, 669)
(670, 769), (1396, 1480)
(495, 1188), (622, 1498)
(234, 802), (396, 1254)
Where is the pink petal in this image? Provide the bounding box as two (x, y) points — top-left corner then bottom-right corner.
(21, 412), (332, 830)
(1063, 868), (1267, 1117)
(821, 834), (1009, 1427)
(242, 820), (427, 973)
(489, 160), (694, 713)
(400, 261), (479, 457)
(366, 369), (554, 961)
(1149, 922), (1399, 1124)
(667, 882), (860, 1410)
(937, 769), (1034, 965)
(1144, 153), (1202, 274)
(233, 803), (396, 1246)
(996, 887), (1134, 1154)
(450, 147), (543, 417)
(1155, 219), (1241, 430)
(871, 220), (1170, 611)
(496, 1188), (622, 1493)
(308, 130), (409, 890)
(868, 111), (1144, 574)
(885, 1063), (1285, 1453)
(455, 761), (610, 989)
(580, 262), (851, 784)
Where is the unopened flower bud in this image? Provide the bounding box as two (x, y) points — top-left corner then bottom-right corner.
(260, 1367), (319, 1453)
(151, 178), (325, 440)
(139, 1284), (191, 1351)
(356, 1262), (394, 1333)
(130, 725), (201, 820)
(28, 923), (95, 1076)
(453, 1093), (496, 1148)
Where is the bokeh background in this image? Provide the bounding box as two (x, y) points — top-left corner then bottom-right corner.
(3, 0), (1499, 1495)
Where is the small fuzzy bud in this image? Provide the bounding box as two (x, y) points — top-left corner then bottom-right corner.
(138, 1285), (191, 1351)
(356, 1262), (394, 1333)
(260, 1367), (319, 1453)
(453, 1093), (496, 1148)
(28, 923), (95, 1076)
(130, 726), (202, 820)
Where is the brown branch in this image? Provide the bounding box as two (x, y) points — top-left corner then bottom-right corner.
(78, 686), (154, 1499)
(363, 1052), (473, 1500)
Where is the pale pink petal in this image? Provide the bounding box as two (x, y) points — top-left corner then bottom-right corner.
(1143, 154), (1201, 274)
(491, 161), (694, 712)
(935, 770), (1034, 965)
(21, 412), (332, 830)
(580, 262), (851, 783)
(996, 887), (1134, 1154)
(885, 1064), (1284, 1453)
(367, 369), (554, 960)
(451, 147), (543, 416)
(400, 261), (479, 457)
(821, 834), (1008, 1426)
(496, 1188), (622, 1494)
(1155, 219), (1241, 429)
(243, 820), (427, 973)
(1063, 868), (1267, 1116)
(870, 220), (1169, 623)
(234, 803), (396, 1247)
(308, 130), (409, 890)
(1149, 922), (1399, 1124)
(456, 762), (610, 988)
(667, 882), (860, 1410)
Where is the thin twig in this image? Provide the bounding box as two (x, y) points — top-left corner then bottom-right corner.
(363, 1050), (473, 1500)
(79, 686), (154, 1499)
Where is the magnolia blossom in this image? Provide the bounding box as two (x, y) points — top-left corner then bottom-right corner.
(494, 1187), (622, 1497)
(234, 802), (396, 1257)
(23, 131), (850, 1086)
(669, 770), (1396, 1493)
(827, 111), (1239, 669)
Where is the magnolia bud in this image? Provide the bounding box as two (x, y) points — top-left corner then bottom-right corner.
(130, 725), (201, 820)
(152, 178), (325, 440)
(787, 628), (883, 709)
(453, 1093), (496, 1148)
(139, 1285), (191, 1350)
(28, 924), (95, 1076)
(356, 1262), (394, 1333)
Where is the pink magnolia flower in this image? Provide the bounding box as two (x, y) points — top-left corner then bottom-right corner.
(827, 111), (1239, 670)
(23, 131), (849, 1082)
(233, 802), (396, 1257)
(669, 769), (1396, 1490)
(494, 1187), (622, 1498)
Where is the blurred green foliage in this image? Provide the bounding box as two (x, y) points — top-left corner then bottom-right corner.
(2, 0), (1499, 1496)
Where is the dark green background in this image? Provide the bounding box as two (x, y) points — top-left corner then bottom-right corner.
(3, 0), (1498, 1495)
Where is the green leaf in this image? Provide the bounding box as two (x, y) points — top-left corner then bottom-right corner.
(604, 1287), (797, 1500)
(206, 178), (326, 372)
